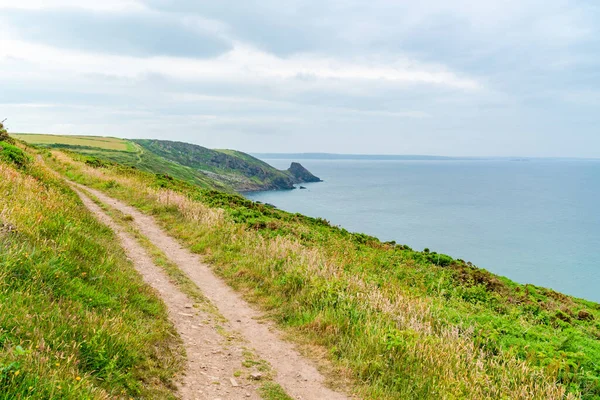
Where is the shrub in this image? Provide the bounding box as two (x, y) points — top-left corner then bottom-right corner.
(0, 141), (31, 169)
(427, 252), (454, 267)
(0, 121), (12, 143)
(84, 156), (112, 168)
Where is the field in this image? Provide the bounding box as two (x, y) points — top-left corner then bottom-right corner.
(13, 134), (135, 152)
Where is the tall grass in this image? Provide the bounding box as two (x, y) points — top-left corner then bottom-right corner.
(0, 149), (183, 398)
(50, 149), (600, 399)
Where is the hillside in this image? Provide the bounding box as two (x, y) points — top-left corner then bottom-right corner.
(3, 131), (600, 399)
(0, 137), (183, 398)
(134, 139), (321, 191)
(13, 134), (320, 192)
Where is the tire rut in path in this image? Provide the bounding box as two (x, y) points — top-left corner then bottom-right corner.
(75, 184), (349, 400)
(74, 188), (263, 400)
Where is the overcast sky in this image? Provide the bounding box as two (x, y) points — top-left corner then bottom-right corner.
(1, 1), (599, 156)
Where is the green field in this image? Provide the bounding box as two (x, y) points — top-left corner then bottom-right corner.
(13, 134), (135, 152)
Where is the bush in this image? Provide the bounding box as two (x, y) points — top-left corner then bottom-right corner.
(427, 252), (454, 267)
(84, 156), (112, 168)
(0, 141), (31, 169)
(0, 121), (12, 143)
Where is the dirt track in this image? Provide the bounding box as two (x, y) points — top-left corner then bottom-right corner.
(73, 184), (348, 400)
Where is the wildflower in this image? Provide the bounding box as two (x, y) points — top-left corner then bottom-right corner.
(76, 376), (81, 381)
(14, 370), (20, 376)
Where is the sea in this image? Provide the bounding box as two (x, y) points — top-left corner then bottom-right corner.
(245, 157), (600, 303)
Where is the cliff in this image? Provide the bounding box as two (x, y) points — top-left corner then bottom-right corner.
(287, 162), (322, 183)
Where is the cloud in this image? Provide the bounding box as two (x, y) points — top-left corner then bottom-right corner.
(1, 0), (599, 156)
(0, 8), (231, 58)
(0, 34), (481, 92)
(0, 0), (146, 12)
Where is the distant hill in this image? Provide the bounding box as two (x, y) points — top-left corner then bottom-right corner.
(252, 153), (457, 160)
(134, 139), (321, 191)
(13, 134), (321, 192)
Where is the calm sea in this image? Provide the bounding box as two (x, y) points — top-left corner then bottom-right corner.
(246, 158), (600, 303)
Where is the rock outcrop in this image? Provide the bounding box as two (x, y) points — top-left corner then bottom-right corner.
(287, 162), (322, 183)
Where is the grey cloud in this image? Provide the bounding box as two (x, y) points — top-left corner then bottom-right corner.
(143, 0), (342, 55)
(1, 8), (231, 58)
(140, 0), (600, 105)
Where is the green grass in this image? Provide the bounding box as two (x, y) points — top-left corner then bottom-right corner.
(0, 146), (184, 399)
(133, 139), (297, 190)
(48, 148), (600, 399)
(12, 134), (301, 192)
(13, 134), (133, 152)
(82, 186), (296, 400)
(259, 382), (294, 400)
(77, 147), (228, 191)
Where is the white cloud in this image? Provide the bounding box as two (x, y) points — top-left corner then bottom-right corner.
(0, 37), (481, 91)
(0, 0), (146, 12)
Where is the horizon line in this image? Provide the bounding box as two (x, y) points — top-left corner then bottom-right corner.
(10, 133), (599, 160)
(251, 152), (600, 161)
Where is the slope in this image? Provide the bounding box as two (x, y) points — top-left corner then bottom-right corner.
(46, 143), (600, 399)
(134, 139), (320, 191)
(0, 138), (183, 398)
(14, 134), (321, 192)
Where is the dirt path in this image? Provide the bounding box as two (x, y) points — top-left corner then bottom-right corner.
(74, 184), (349, 400)
(74, 188), (263, 400)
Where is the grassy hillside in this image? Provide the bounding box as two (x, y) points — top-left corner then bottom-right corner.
(14, 134), (320, 192)
(0, 140), (183, 398)
(135, 139), (320, 191)
(46, 145), (600, 399)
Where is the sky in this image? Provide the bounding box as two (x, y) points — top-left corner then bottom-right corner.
(1, 0), (599, 157)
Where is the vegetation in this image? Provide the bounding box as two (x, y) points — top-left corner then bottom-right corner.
(0, 144), (183, 398)
(12, 134), (134, 152)
(259, 382), (294, 400)
(133, 139), (314, 190)
(0, 141), (32, 169)
(0, 121), (11, 143)
(47, 147), (600, 399)
(15, 134), (320, 192)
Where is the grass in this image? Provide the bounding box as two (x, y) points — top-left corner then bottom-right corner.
(259, 382), (294, 400)
(81, 185), (296, 400)
(13, 134), (134, 152)
(0, 145), (184, 398)
(11, 134), (305, 192)
(83, 188), (218, 316)
(46, 147), (600, 399)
